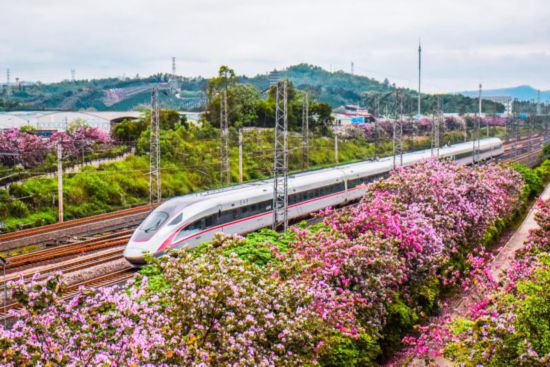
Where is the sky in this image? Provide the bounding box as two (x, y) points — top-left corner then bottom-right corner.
(1, 0), (549, 93)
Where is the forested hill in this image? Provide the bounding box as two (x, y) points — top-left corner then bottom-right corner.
(242, 64), (393, 107)
(0, 63), (503, 114)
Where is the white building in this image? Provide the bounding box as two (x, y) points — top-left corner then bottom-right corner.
(0, 111), (142, 131)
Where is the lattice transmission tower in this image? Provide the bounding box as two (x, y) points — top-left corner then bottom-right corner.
(272, 80), (289, 231)
(149, 88), (161, 204)
(5, 69), (10, 96)
(392, 88), (404, 169)
(302, 92), (309, 169)
(219, 89), (230, 185)
(510, 115), (520, 156)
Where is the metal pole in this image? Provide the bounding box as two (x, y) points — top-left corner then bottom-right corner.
(238, 128), (243, 183)
(149, 88), (161, 204)
(220, 90), (230, 185)
(418, 41), (422, 117)
(302, 93), (309, 169)
(3, 262), (5, 328)
(334, 134), (339, 163)
(0, 257), (6, 328)
(393, 88), (404, 169)
(57, 142), (64, 223)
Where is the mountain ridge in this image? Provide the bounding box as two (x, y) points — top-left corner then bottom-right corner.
(460, 85), (550, 102)
(0, 63), (504, 114)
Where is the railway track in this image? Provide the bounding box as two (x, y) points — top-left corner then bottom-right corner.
(0, 247), (126, 286)
(4, 230), (132, 271)
(0, 204), (151, 242)
(505, 149), (543, 165)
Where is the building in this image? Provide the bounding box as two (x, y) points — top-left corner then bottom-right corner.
(0, 111), (142, 131)
(482, 96), (513, 116)
(333, 105), (374, 125)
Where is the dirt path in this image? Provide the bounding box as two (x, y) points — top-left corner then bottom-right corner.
(387, 183), (550, 367)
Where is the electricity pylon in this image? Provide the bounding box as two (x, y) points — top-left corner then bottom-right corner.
(272, 80), (288, 231)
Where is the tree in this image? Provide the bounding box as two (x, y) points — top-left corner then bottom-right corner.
(112, 120), (147, 143)
(67, 118), (90, 133)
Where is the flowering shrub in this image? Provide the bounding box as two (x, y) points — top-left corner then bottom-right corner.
(443, 199), (550, 366)
(0, 129), (50, 168)
(0, 274), (169, 366)
(0, 127), (112, 168)
(0, 160), (525, 366)
(50, 126), (112, 160)
(403, 199), (550, 366)
(0, 236), (335, 366)
(352, 116), (503, 142)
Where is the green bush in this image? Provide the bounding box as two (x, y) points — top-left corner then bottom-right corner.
(512, 163), (544, 199)
(320, 333), (381, 367)
(536, 160), (550, 183)
(9, 201), (29, 218)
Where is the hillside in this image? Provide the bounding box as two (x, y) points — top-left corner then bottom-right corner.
(0, 64), (503, 114)
(461, 85), (550, 102)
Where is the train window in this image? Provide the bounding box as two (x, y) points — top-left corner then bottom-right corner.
(140, 211), (169, 233)
(455, 151), (472, 160)
(168, 213), (183, 226)
(204, 214), (216, 227)
(175, 224), (200, 241)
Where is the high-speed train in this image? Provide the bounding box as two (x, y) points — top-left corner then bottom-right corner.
(123, 137), (504, 264)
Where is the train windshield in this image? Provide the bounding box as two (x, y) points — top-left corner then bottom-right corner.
(140, 211), (169, 233)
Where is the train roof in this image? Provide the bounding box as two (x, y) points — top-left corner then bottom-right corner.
(162, 137), (503, 211)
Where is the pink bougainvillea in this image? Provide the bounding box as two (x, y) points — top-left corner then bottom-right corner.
(0, 127), (112, 168)
(403, 199), (550, 365)
(0, 160), (525, 366)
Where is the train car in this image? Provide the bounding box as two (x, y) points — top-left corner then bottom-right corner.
(123, 137), (503, 264)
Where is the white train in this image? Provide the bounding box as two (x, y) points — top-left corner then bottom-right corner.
(123, 137), (504, 264)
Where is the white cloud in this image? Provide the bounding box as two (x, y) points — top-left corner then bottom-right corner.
(1, 0), (549, 91)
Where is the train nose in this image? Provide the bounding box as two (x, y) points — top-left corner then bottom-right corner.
(123, 247), (148, 265)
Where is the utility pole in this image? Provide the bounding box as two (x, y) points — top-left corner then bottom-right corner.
(334, 134), (339, 163)
(418, 41), (422, 117)
(0, 256), (7, 328)
(351, 61), (354, 75)
(172, 57), (176, 76)
(57, 142), (64, 223)
(431, 97), (440, 158)
(149, 88), (161, 204)
(537, 90), (542, 116)
(302, 93), (309, 169)
(473, 88), (481, 163)
(527, 115), (533, 152)
(479, 84), (488, 137)
(393, 88), (404, 169)
(238, 128), (243, 183)
(512, 115), (520, 157)
(272, 80), (288, 231)
(219, 90), (230, 185)
(5, 69), (10, 96)
(71, 69), (75, 82)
